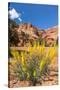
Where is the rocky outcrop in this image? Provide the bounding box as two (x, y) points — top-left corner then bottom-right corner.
(42, 26), (58, 46)
(9, 22), (58, 46)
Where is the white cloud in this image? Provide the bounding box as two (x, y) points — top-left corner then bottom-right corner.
(8, 8), (22, 22)
(18, 17), (22, 22)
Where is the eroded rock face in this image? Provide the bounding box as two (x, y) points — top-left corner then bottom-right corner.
(9, 22), (58, 46)
(42, 26), (58, 46)
(17, 23), (39, 37)
(15, 23), (39, 46)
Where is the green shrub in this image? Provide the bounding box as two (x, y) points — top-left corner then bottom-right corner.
(9, 43), (57, 86)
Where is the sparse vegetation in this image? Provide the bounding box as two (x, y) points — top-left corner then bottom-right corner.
(9, 41), (57, 86)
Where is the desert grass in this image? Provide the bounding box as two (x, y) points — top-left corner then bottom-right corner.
(9, 41), (58, 86)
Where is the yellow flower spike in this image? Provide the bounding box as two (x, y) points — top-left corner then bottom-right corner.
(39, 45), (41, 53)
(28, 46), (33, 56)
(11, 50), (20, 61)
(47, 47), (57, 64)
(27, 72), (30, 79)
(41, 45), (45, 55)
(21, 52), (27, 72)
(33, 41), (36, 49)
(15, 51), (20, 60)
(37, 41), (40, 49)
(40, 58), (45, 73)
(33, 70), (36, 77)
(21, 52), (25, 66)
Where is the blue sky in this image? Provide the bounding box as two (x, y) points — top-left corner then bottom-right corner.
(8, 3), (58, 29)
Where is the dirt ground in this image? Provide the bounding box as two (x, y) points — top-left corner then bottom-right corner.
(8, 56), (58, 88)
